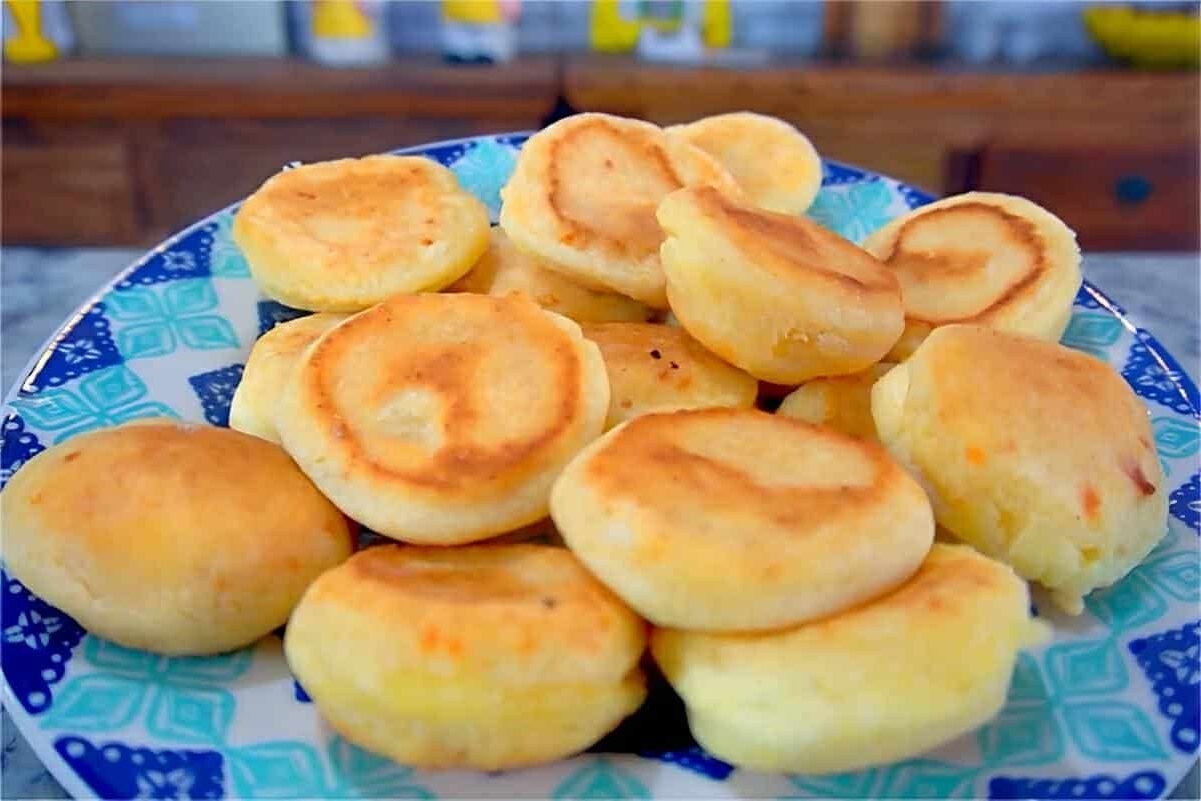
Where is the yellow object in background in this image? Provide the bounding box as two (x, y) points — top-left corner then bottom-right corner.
(1084, 5), (1200, 69)
(312, 0), (374, 39)
(4, 0), (58, 63)
(443, 0), (503, 25)
(590, 0), (730, 53)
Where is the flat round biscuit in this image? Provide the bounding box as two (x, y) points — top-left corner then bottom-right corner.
(777, 363), (894, 440)
(285, 544), (646, 770)
(277, 292), (610, 544)
(449, 227), (652, 323)
(0, 420), (352, 655)
(551, 408), (934, 631)
(658, 186), (904, 383)
(651, 543), (1047, 774)
(862, 191), (1081, 360)
(499, 113), (741, 307)
(669, 112), (823, 214)
(581, 322), (757, 430)
(234, 155), (489, 311)
(871, 324), (1168, 614)
(229, 313), (348, 443)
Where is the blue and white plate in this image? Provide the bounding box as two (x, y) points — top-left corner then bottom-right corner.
(2, 134), (1198, 800)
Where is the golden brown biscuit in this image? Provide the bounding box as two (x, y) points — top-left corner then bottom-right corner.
(277, 292), (609, 545)
(777, 363), (894, 440)
(234, 155), (489, 312)
(581, 322), (757, 430)
(652, 543), (1047, 774)
(872, 324), (1168, 614)
(551, 408), (933, 631)
(229, 313), (348, 443)
(0, 420), (352, 655)
(499, 113), (741, 307)
(658, 186), (904, 383)
(670, 112), (823, 214)
(448, 228), (652, 323)
(285, 544), (646, 770)
(862, 192), (1081, 360)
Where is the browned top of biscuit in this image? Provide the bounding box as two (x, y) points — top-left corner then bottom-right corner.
(583, 407), (901, 532)
(294, 293), (590, 496)
(879, 202), (1047, 324)
(684, 186), (899, 296)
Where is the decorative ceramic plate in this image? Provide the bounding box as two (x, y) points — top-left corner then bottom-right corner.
(2, 134), (1198, 801)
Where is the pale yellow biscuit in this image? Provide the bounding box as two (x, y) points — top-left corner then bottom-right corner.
(871, 324), (1168, 614)
(449, 228), (652, 323)
(862, 191), (1081, 360)
(670, 112), (823, 214)
(777, 363), (894, 440)
(551, 408), (933, 631)
(234, 155), (489, 312)
(499, 113), (741, 307)
(658, 186), (904, 383)
(229, 313), (348, 443)
(652, 543), (1047, 774)
(285, 544), (646, 770)
(0, 420), (352, 655)
(581, 322), (757, 430)
(277, 292), (609, 545)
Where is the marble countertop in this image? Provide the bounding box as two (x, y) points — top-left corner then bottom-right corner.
(1, 247), (1198, 799)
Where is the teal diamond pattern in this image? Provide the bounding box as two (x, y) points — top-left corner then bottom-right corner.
(159, 650), (255, 683)
(807, 180), (894, 243)
(11, 365), (178, 443)
(1084, 573), (1167, 632)
(207, 212), (252, 277)
(1061, 312), (1124, 357)
(326, 737), (435, 798)
(977, 704), (1065, 766)
(41, 674), (147, 732)
(1062, 702), (1167, 761)
(1153, 417), (1200, 460)
(1137, 550), (1201, 602)
(876, 760), (979, 798)
(229, 741), (327, 798)
(106, 279), (238, 360)
(82, 636), (253, 683)
(450, 138), (518, 219)
(552, 758), (651, 799)
(146, 685), (235, 746)
(1007, 653), (1050, 704)
(1045, 638), (1129, 697)
(84, 637), (159, 676)
(789, 767), (881, 797)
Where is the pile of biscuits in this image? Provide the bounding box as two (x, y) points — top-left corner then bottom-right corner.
(1, 112), (1168, 776)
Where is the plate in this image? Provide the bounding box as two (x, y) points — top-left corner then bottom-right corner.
(2, 133), (1198, 800)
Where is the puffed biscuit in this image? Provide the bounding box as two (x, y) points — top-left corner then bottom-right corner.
(499, 113), (741, 307)
(234, 155), (489, 311)
(276, 292), (609, 545)
(862, 192), (1081, 360)
(0, 420), (352, 655)
(871, 324), (1167, 614)
(777, 363), (894, 440)
(551, 408), (933, 631)
(229, 313), (348, 443)
(652, 543), (1047, 774)
(669, 112), (823, 214)
(658, 186), (904, 383)
(285, 544), (646, 770)
(449, 228), (652, 323)
(581, 322), (757, 430)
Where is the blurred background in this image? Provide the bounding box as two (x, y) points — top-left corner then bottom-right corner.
(3, 0), (1199, 251)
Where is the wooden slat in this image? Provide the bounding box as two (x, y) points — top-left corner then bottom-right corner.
(2, 56), (560, 121)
